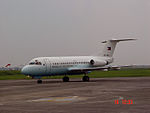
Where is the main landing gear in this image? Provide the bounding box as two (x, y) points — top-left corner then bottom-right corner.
(37, 79), (42, 84)
(63, 76), (69, 82)
(62, 74), (90, 82)
(82, 75), (90, 82)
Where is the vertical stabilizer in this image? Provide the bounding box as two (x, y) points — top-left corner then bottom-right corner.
(101, 39), (136, 57)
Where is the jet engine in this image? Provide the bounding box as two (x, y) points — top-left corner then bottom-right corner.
(90, 59), (108, 66)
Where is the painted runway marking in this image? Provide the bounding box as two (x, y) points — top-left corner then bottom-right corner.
(28, 96), (87, 103)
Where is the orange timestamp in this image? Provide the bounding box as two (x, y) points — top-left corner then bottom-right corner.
(115, 99), (133, 104)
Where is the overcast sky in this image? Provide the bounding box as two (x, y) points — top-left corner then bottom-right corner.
(0, 0), (150, 66)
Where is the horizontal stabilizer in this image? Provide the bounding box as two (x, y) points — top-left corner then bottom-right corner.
(102, 38), (137, 43)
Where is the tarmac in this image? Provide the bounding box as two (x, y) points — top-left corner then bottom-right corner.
(0, 77), (150, 113)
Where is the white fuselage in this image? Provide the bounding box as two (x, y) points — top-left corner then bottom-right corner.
(21, 56), (113, 78)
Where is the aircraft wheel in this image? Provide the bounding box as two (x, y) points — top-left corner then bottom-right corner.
(63, 76), (69, 82)
(82, 76), (89, 82)
(37, 79), (42, 84)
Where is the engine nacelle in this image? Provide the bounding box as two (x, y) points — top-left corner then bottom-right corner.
(90, 59), (108, 66)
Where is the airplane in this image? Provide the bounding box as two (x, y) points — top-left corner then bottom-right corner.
(5, 64), (11, 68)
(21, 39), (136, 83)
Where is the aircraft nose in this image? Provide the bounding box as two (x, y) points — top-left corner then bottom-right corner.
(21, 66), (30, 75)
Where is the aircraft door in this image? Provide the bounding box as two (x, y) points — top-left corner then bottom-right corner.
(44, 58), (51, 75)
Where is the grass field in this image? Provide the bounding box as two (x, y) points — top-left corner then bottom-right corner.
(0, 69), (150, 80)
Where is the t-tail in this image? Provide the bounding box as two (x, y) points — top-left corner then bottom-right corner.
(101, 39), (136, 57)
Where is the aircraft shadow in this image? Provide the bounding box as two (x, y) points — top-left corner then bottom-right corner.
(42, 78), (130, 84)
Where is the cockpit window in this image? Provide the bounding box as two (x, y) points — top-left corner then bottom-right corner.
(35, 60), (42, 65)
(29, 60), (42, 65)
(29, 62), (35, 65)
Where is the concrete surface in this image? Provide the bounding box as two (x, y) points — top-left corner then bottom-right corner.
(0, 77), (150, 113)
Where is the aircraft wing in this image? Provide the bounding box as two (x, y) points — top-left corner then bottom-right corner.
(68, 65), (132, 73)
(68, 67), (110, 73)
(108, 65), (132, 70)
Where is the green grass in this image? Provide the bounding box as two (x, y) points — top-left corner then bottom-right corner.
(44, 69), (150, 79)
(0, 70), (29, 80)
(89, 69), (150, 78)
(0, 69), (150, 80)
